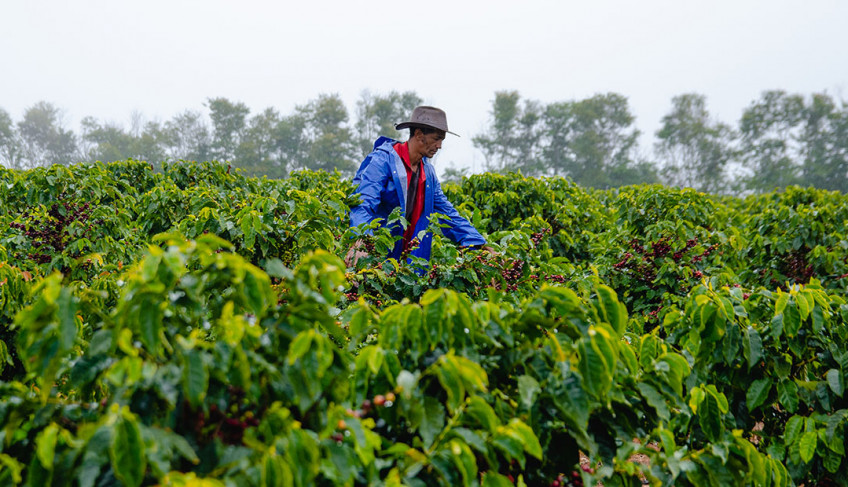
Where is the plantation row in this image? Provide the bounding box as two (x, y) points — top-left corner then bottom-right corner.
(2, 160), (848, 486)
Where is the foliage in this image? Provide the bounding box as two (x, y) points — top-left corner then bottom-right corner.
(355, 91), (422, 155)
(5, 89), (848, 195)
(473, 91), (544, 175)
(655, 93), (736, 194)
(3, 160), (848, 485)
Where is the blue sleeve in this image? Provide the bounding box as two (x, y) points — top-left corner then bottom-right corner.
(350, 153), (389, 231)
(432, 175), (486, 246)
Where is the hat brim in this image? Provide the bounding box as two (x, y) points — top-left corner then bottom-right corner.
(395, 122), (459, 137)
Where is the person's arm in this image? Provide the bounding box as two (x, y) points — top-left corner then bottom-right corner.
(432, 175), (488, 247)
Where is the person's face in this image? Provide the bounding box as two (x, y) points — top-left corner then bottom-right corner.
(419, 130), (446, 159)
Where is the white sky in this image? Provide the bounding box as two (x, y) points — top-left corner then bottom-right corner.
(3, 0), (847, 173)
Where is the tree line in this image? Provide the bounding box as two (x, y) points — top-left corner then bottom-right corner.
(1, 89), (847, 193)
(0, 91), (421, 179)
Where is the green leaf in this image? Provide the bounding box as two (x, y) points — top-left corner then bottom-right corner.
(57, 288), (77, 351)
(288, 330), (314, 365)
(578, 326), (616, 398)
(241, 213), (256, 249)
(824, 448), (842, 474)
(0, 340), (9, 373)
(784, 305), (801, 338)
(465, 396), (499, 432)
(154, 427), (199, 465)
(768, 457), (790, 487)
(35, 424), (59, 469)
(434, 358), (464, 413)
(770, 313), (785, 340)
(183, 348), (208, 408)
(110, 414), (146, 487)
(656, 353), (690, 396)
(423, 290), (447, 349)
(396, 370), (418, 399)
(657, 428), (676, 455)
(594, 284), (627, 335)
(243, 269), (271, 317)
(137, 296), (161, 352)
(517, 375), (540, 410)
(826, 368), (844, 397)
(777, 380), (799, 413)
(797, 292), (812, 322)
(26, 454), (51, 487)
(78, 427), (112, 487)
(698, 392), (723, 442)
(0, 453), (23, 484)
(264, 258), (288, 278)
(420, 396), (445, 449)
(618, 340), (638, 373)
(722, 322), (741, 364)
(506, 418), (543, 460)
(639, 335), (660, 369)
(774, 292), (789, 316)
(812, 305), (825, 334)
(638, 382), (670, 421)
(746, 378), (772, 411)
(446, 438), (478, 486)
(451, 428), (488, 455)
(784, 416), (804, 445)
(799, 430), (817, 463)
(482, 471), (514, 487)
(358, 345), (383, 375)
(263, 452), (294, 487)
(492, 430), (525, 467)
(348, 307), (372, 342)
(743, 326), (763, 370)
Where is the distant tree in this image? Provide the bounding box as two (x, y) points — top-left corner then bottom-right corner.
(80, 117), (135, 162)
(540, 101), (572, 176)
(135, 121), (169, 165)
(542, 93), (650, 188)
(207, 97), (250, 162)
(16, 101), (78, 167)
(161, 110), (210, 162)
(236, 107), (309, 178)
(237, 107), (279, 175)
(296, 94), (357, 175)
(655, 93), (736, 193)
(798, 93), (848, 192)
(739, 90), (805, 192)
(0, 109), (12, 147)
(272, 113), (309, 176)
(355, 90), (422, 154)
(0, 108), (25, 169)
(473, 90), (543, 175)
(79, 115), (169, 165)
(439, 164), (469, 185)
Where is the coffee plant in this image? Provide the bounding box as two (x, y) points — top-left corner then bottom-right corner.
(2, 160), (848, 485)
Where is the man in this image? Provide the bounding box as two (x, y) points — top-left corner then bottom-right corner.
(347, 106), (490, 266)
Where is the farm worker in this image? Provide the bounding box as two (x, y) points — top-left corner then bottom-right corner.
(346, 106), (492, 266)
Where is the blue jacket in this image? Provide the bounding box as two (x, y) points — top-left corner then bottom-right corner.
(350, 136), (486, 261)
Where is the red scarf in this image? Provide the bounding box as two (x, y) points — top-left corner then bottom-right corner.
(393, 142), (426, 251)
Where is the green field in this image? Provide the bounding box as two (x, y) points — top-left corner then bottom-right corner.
(2, 160), (848, 486)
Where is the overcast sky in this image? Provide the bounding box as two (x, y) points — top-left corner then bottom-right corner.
(3, 0), (847, 173)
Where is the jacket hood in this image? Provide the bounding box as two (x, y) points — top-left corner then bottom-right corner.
(373, 136), (399, 152)
(372, 136), (430, 166)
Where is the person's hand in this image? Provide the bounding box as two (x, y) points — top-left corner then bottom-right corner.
(345, 240), (369, 267)
(460, 244), (497, 255)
